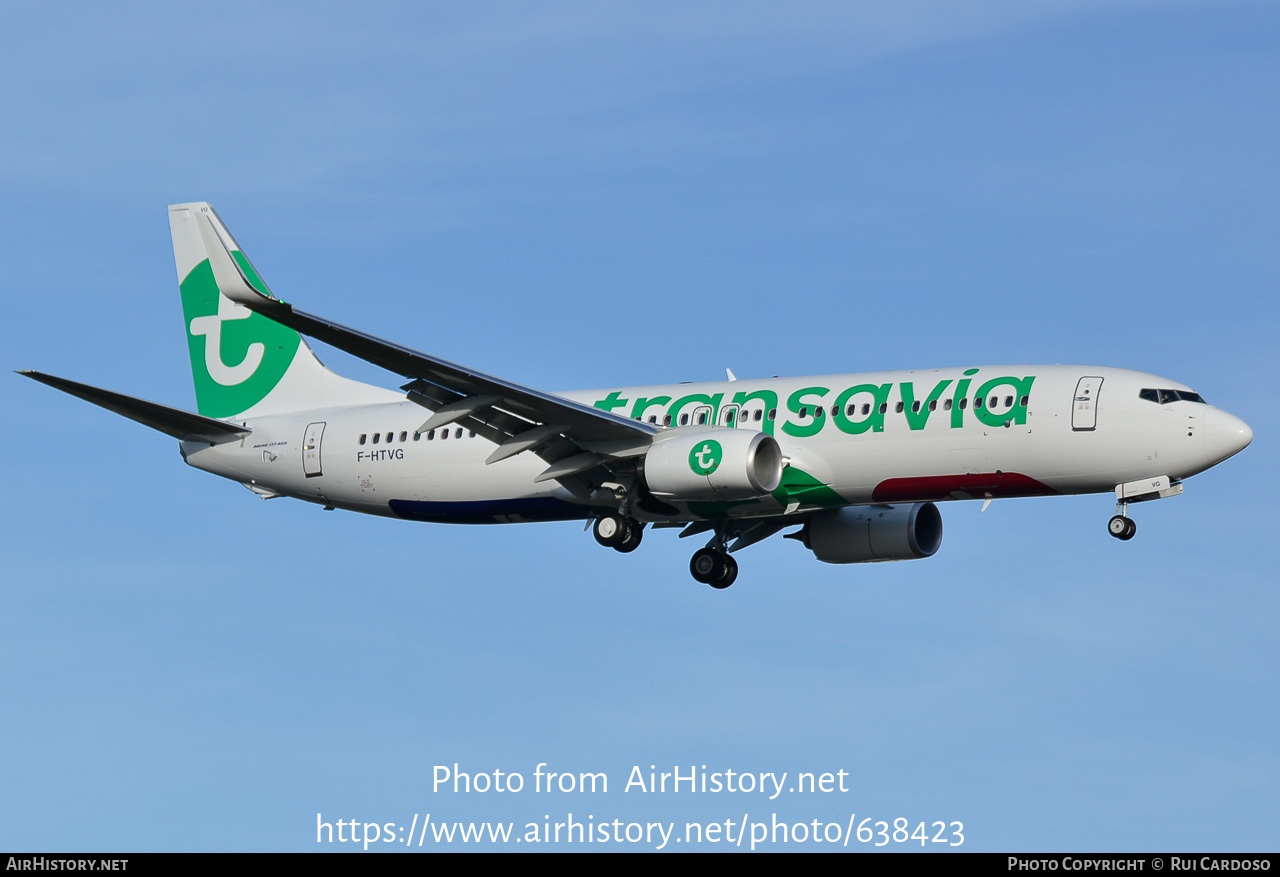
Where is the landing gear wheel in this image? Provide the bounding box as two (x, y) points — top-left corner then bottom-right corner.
(594, 514), (625, 548)
(709, 554), (738, 589)
(690, 548), (719, 584)
(1108, 515), (1137, 541)
(614, 522), (643, 553)
(690, 548), (737, 588)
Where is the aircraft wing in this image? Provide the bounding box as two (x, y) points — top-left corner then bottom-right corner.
(193, 209), (655, 489)
(19, 371), (251, 443)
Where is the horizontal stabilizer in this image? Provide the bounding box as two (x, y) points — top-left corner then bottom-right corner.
(19, 371), (251, 443)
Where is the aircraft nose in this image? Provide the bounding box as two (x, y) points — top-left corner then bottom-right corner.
(1203, 407), (1253, 464)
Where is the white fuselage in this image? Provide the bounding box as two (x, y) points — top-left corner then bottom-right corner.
(181, 364), (1250, 525)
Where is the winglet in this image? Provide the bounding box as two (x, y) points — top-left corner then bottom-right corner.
(195, 208), (274, 307)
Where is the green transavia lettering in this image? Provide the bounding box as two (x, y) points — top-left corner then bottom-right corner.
(592, 370), (1037, 438)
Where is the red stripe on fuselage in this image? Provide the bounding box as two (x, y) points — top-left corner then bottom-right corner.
(872, 472), (1058, 502)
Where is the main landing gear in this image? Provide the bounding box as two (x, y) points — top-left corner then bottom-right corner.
(591, 513), (740, 589)
(593, 513), (643, 553)
(687, 520), (740, 589)
(690, 547), (738, 589)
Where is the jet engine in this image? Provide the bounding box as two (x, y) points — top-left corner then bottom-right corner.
(794, 502), (943, 564)
(641, 429), (784, 501)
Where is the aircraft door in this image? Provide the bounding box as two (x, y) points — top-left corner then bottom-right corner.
(303, 421), (326, 477)
(1071, 377), (1103, 431)
(718, 404), (741, 428)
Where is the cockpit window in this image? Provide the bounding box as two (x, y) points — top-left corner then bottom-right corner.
(1140, 388), (1207, 405)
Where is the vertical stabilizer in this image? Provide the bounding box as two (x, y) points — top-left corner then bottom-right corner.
(169, 203), (391, 419)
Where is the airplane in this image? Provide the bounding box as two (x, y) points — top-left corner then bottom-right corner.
(21, 203), (1254, 588)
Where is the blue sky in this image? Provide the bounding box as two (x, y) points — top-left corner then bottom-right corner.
(3, 1), (1277, 851)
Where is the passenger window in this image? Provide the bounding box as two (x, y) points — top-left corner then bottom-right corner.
(879, 403), (887, 414)
(441, 430), (448, 440)
(847, 404), (857, 416)
(680, 413), (689, 426)
(386, 432), (393, 443)
(798, 407), (808, 418)
(372, 433), (380, 444)
(943, 399), (952, 411)
(697, 412), (707, 425)
(862, 403), (871, 415)
(754, 409), (762, 422)
(664, 414), (673, 426)
(648, 415), (657, 424)
(768, 409), (777, 421)
(929, 400), (937, 411)
(974, 397), (982, 409)
(1004, 396), (1013, 408)
(911, 401), (921, 413)
(1020, 395), (1029, 407)
(455, 428), (463, 439)
(815, 407), (823, 419)
(895, 401), (904, 413)
(400, 431), (408, 442)
(428, 429), (435, 440)
(959, 398), (968, 410)
(359, 434), (367, 445)
(989, 397), (998, 409)
(413, 432), (420, 441)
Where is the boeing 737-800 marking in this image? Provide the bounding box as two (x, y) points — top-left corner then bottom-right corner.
(20, 203), (1254, 588)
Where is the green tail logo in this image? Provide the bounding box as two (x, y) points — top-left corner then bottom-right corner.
(179, 252), (299, 418)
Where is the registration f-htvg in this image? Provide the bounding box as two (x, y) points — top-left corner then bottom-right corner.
(23, 204), (1253, 587)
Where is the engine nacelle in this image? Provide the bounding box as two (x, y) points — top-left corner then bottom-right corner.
(799, 502), (943, 564)
(642, 429), (784, 501)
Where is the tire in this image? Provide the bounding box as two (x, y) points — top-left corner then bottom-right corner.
(709, 554), (738, 589)
(594, 514), (625, 548)
(614, 522), (643, 553)
(1108, 515), (1129, 539)
(690, 548), (720, 584)
(1120, 518), (1137, 541)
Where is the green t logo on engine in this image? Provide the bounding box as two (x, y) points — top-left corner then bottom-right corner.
(689, 440), (723, 476)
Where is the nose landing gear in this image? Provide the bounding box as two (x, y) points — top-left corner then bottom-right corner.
(1108, 498), (1136, 541)
(1108, 514), (1137, 540)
